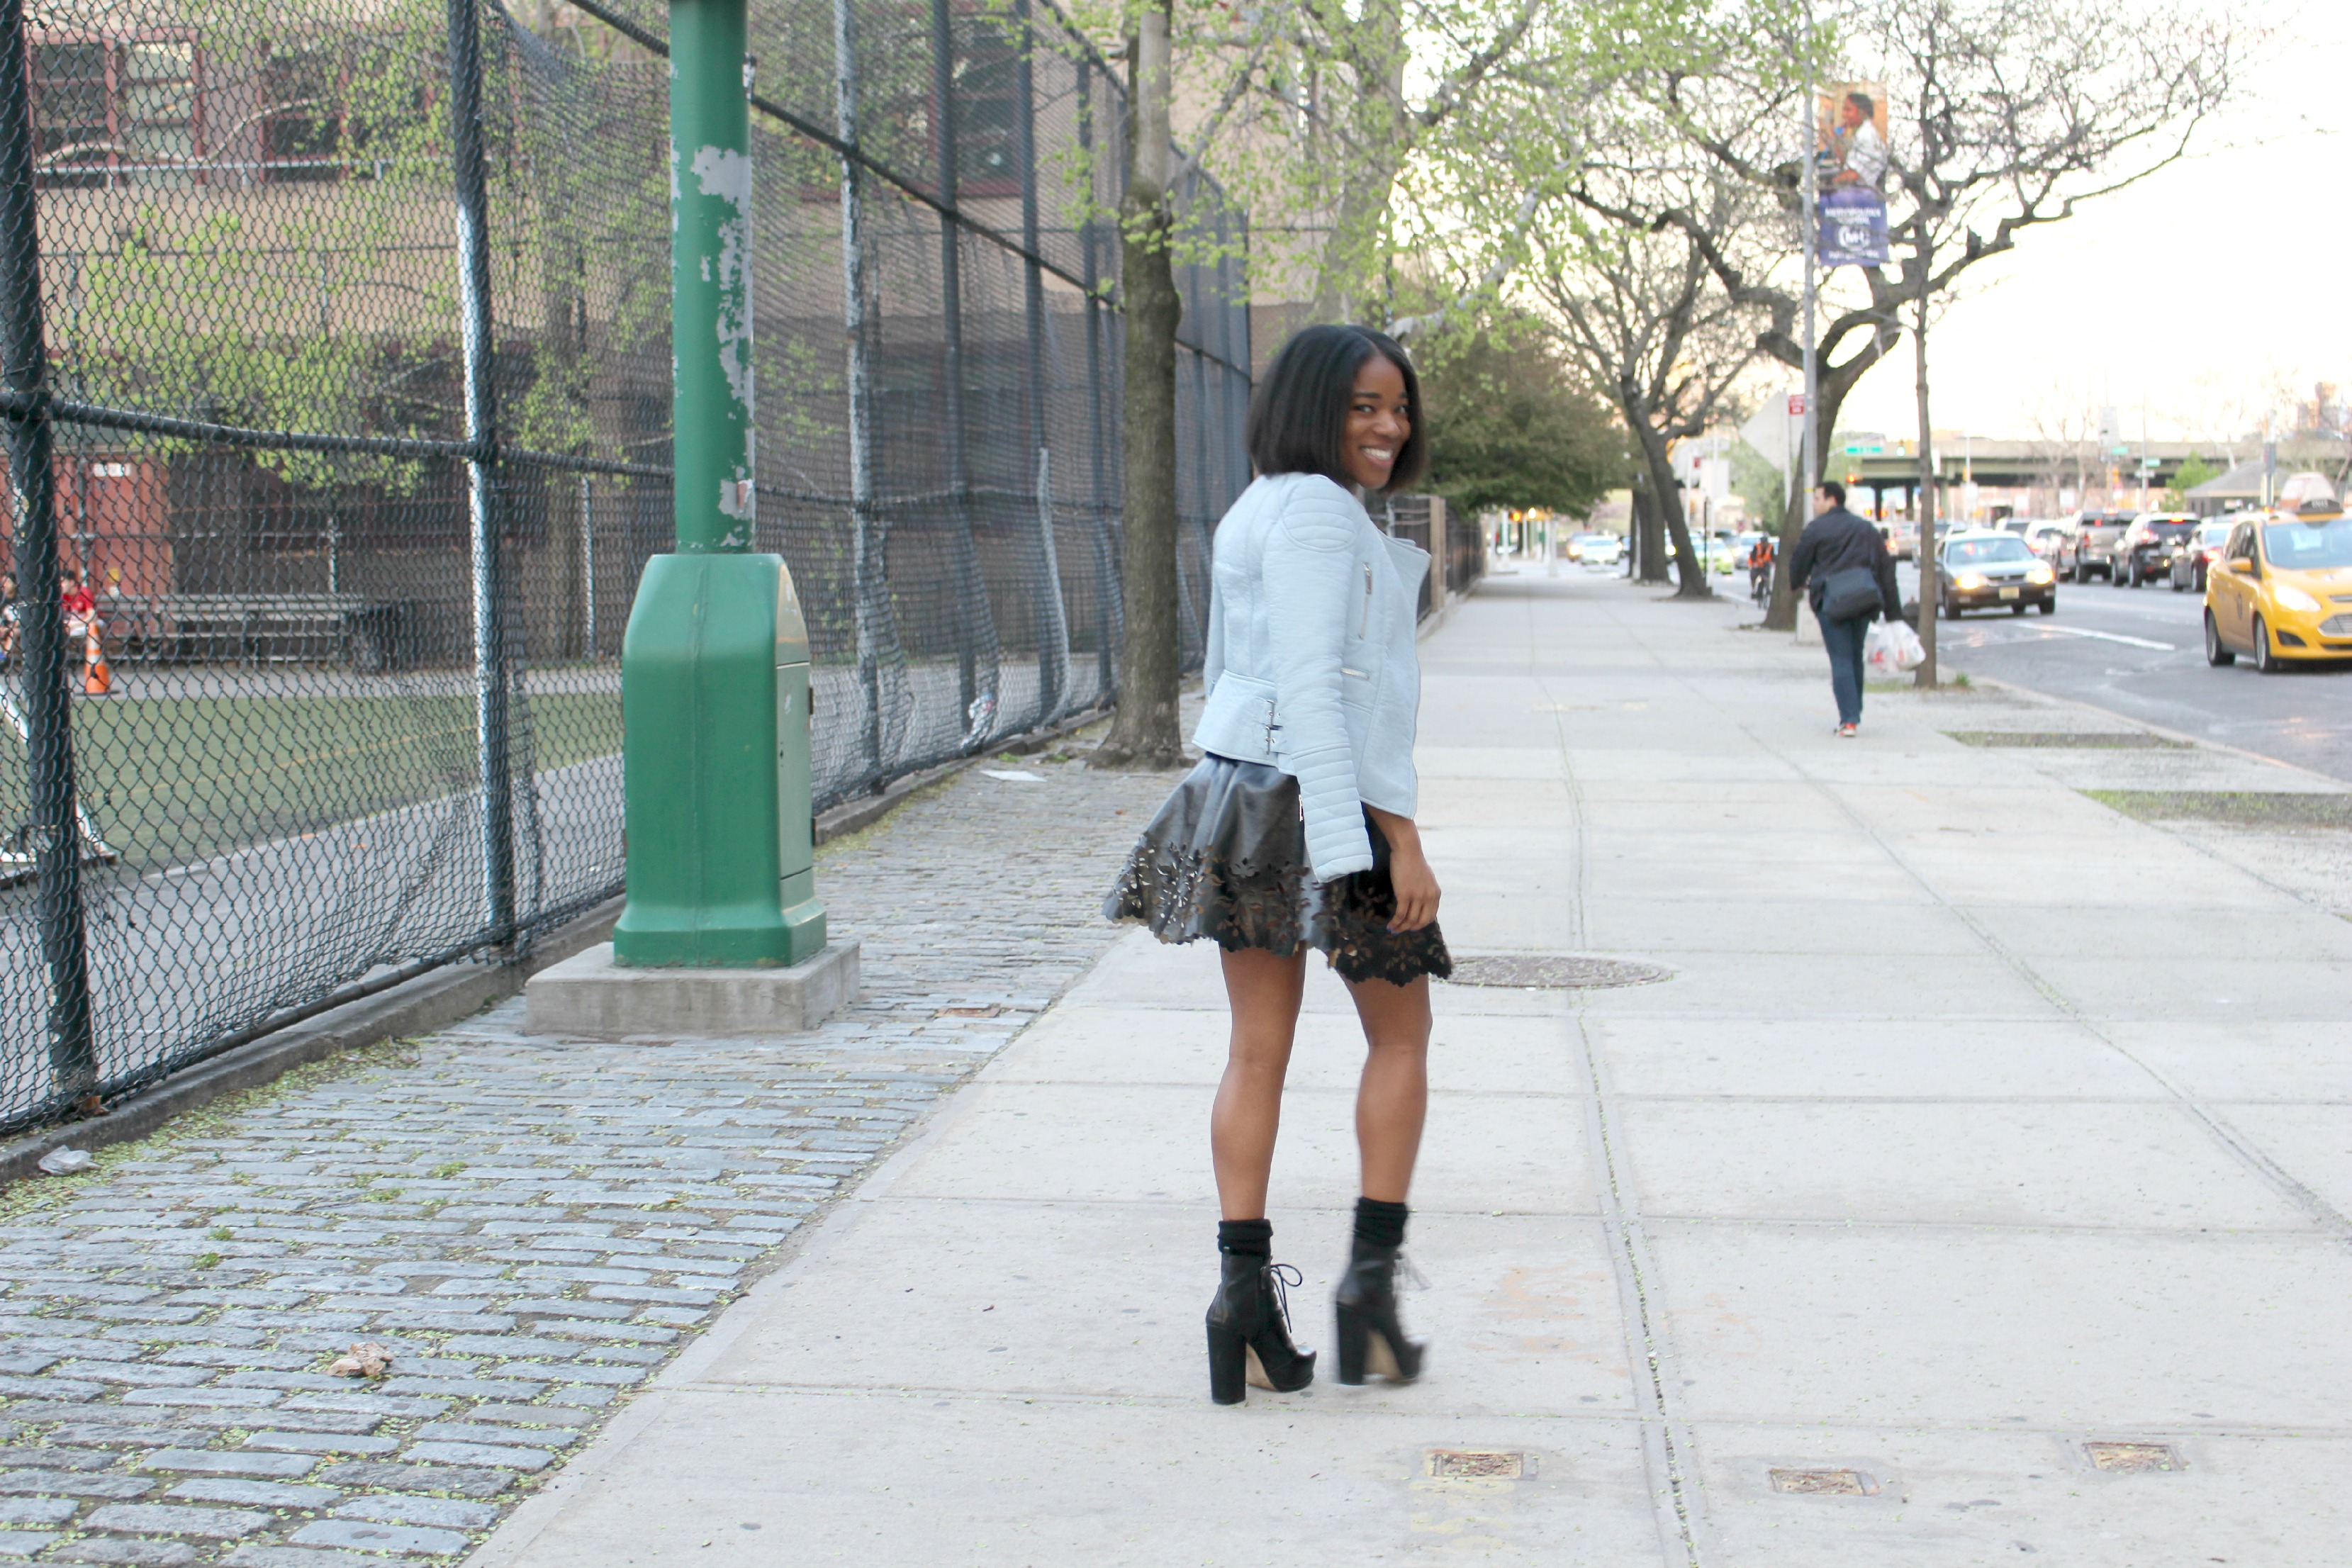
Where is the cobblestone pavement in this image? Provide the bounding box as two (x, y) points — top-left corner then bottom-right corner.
(0, 737), (1182, 1566)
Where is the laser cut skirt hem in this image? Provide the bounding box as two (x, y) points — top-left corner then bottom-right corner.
(1103, 754), (1452, 987)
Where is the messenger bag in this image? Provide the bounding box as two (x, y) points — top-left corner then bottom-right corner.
(1818, 565), (1883, 622)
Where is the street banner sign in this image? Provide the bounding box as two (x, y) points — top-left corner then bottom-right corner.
(1815, 82), (1891, 268)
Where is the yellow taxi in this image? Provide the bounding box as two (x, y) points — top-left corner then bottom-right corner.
(2203, 499), (2352, 671)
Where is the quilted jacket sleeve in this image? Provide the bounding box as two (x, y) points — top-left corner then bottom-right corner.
(1266, 482), (1374, 880)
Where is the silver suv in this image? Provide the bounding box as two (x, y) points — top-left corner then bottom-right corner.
(2057, 511), (2136, 582)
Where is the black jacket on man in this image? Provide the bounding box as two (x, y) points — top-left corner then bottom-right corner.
(1788, 508), (1901, 622)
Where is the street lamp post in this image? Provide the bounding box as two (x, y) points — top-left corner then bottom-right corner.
(610, 0), (828, 969)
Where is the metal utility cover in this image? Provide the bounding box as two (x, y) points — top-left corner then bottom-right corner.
(2085, 1442), (2181, 1473)
(1445, 955), (1669, 990)
(1769, 1468), (1872, 1495)
(1425, 1450), (1525, 1479)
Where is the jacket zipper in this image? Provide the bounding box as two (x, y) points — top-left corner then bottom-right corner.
(1360, 563), (1374, 637)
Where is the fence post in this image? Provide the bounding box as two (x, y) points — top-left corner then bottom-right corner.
(834, 0), (885, 782)
(446, 0), (516, 946)
(0, 0), (98, 1107)
(1012, 0), (1065, 722)
(929, 0), (998, 748)
(578, 474), (595, 655)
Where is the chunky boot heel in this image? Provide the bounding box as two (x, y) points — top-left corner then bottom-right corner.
(1333, 1238), (1426, 1386)
(1205, 1254), (1316, 1404)
(1207, 1322), (1247, 1406)
(1334, 1300), (1371, 1384)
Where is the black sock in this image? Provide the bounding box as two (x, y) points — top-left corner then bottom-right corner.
(1217, 1219), (1272, 1257)
(1354, 1197), (1408, 1250)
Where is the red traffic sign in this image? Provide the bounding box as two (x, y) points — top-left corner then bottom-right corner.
(1787, 394), (1808, 416)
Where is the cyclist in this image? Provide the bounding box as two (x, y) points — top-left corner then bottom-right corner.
(1747, 532), (1777, 603)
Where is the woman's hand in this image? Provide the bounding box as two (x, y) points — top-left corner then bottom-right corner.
(1366, 808), (1440, 932)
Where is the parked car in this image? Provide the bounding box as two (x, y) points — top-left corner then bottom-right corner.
(2202, 501), (2352, 671)
(2169, 519), (2237, 593)
(2114, 513), (2199, 587)
(2025, 521), (2072, 561)
(2055, 511), (2137, 581)
(1881, 518), (1921, 561)
(1568, 530), (1624, 566)
(1938, 530), (2058, 617)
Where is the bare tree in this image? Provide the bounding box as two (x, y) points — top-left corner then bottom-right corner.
(1169, 0), (1564, 321)
(1526, 171), (1763, 599)
(1636, 0), (2249, 628)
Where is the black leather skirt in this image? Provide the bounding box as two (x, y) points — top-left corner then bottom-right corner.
(1103, 755), (1452, 986)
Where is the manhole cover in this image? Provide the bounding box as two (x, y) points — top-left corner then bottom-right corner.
(2084, 1442), (2180, 1473)
(1769, 1468), (1871, 1495)
(1426, 1450), (1524, 1479)
(1444, 955), (1670, 990)
(1945, 730), (2188, 749)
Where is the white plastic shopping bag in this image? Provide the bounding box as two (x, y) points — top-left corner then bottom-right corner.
(1866, 619), (1926, 676)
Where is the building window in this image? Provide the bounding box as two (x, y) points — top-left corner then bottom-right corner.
(30, 35), (203, 189)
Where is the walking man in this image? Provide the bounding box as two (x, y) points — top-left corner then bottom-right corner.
(1788, 481), (1901, 737)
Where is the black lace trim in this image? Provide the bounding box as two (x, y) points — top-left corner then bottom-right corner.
(1105, 839), (1452, 987)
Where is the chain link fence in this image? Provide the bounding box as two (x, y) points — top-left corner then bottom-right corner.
(0, 0), (1250, 1130)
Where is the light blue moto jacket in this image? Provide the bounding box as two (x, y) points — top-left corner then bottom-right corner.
(1192, 472), (1430, 881)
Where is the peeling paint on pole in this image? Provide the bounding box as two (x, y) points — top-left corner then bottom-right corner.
(668, 1), (756, 551)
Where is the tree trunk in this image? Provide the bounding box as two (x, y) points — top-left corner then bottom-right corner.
(1630, 475), (1668, 583)
(1625, 403), (1710, 598)
(1091, 0), (1185, 770)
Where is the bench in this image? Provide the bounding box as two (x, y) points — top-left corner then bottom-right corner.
(117, 594), (415, 672)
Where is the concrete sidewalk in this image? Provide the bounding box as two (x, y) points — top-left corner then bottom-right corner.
(471, 572), (2352, 1567)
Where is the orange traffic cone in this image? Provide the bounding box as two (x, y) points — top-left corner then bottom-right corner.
(84, 659), (111, 695)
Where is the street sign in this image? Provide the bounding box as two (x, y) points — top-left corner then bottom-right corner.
(1788, 394), (1807, 416)
(2139, 457), (2160, 473)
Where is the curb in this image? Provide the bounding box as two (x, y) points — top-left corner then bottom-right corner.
(1960, 671), (2352, 791)
(0, 895), (624, 1188)
(3, 710), (1119, 1185)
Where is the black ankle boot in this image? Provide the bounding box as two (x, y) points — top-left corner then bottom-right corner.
(1206, 1253), (1316, 1404)
(1334, 1237), (1426, 1385)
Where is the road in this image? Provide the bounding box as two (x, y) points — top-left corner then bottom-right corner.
(1899, 561), (2352, 783)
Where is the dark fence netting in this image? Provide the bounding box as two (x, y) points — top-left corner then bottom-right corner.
(0, 0), (1250, 1129)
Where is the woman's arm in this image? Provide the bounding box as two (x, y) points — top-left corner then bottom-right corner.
(1365, 806), (1440, 933)
(1265, 490), (1374, 880)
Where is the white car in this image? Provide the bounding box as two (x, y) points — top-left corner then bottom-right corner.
(1568, 531), (1624, 566)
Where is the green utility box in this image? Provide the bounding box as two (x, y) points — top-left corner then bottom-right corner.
(611, 552), (824, 968)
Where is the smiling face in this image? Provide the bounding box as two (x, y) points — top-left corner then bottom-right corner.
(1340, 354), (1411, 493)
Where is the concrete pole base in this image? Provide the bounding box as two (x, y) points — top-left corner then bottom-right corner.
(524, 940), (860, 1041)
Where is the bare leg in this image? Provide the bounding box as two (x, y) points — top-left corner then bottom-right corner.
(1346, 973), (1430, 1203)
(1212, 946), (1308, 1219)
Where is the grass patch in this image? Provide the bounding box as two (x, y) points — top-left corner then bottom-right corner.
(1, 692), (619, 872)
(1947, 730), (2189, 750)
(2083, 790), (2352, 829)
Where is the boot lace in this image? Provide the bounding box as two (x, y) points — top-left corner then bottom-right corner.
(1262, 1262), (1303, 1333)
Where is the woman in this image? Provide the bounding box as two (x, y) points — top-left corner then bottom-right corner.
(1107, 324), (1450, 1405)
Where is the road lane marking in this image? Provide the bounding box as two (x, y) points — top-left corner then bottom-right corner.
(2011, 625), (2177, 651)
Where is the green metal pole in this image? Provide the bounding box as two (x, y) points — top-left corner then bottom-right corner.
(612, 0), (827, 968)
(669, 0), (756, 555)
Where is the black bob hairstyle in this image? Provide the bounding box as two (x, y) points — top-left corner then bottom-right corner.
(1245, 324), (1426, 496)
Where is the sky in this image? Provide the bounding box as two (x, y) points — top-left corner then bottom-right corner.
(1831, 4), (2350, 444)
